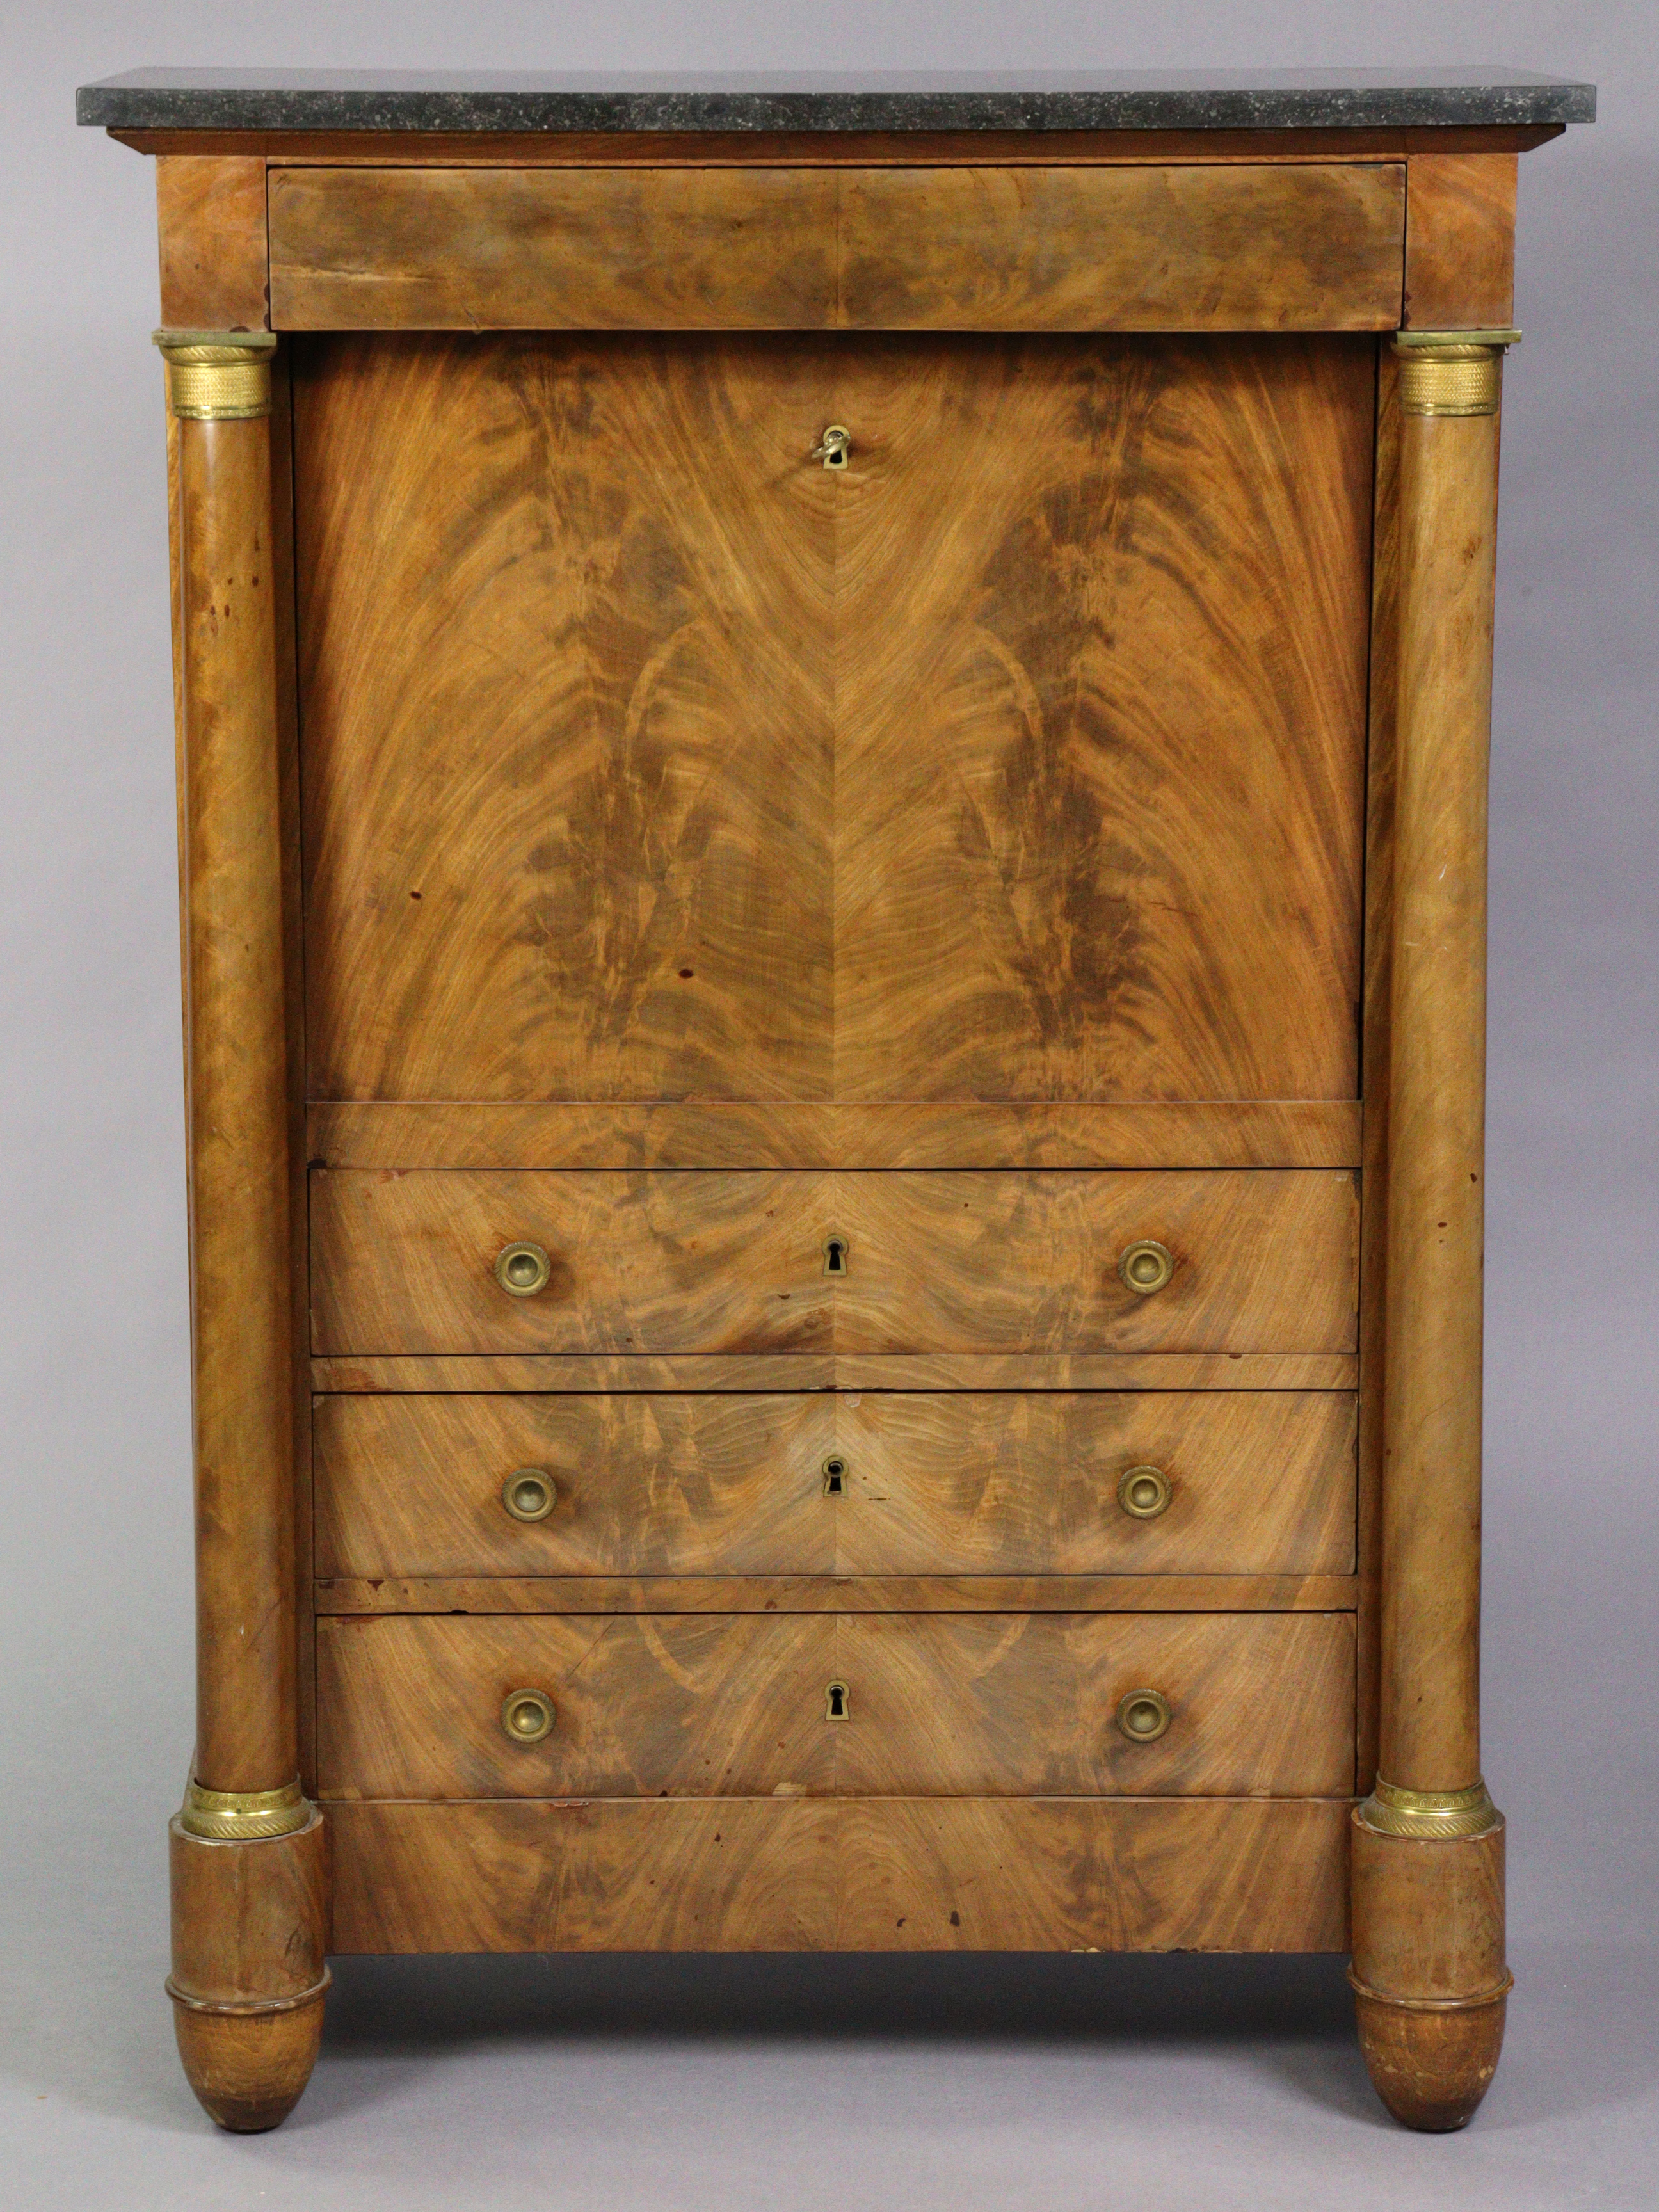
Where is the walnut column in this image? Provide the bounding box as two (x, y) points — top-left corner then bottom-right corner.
(1352, 332), (1516, 2131)
(156, 331), (326, 2133)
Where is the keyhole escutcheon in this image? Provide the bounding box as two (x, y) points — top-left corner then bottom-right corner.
(824, 1678), (851, 1721)
(822, 1454), (847, 1496)
(812, 424), (852, 469)
(822, 1234), (849, 1277)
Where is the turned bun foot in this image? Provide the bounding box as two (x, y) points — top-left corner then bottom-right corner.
(1352, 1987), (1507, 2132)
(170, 1989), (327, 2132)
(169, 1802), (328, 2130)
(1349, 1796), (1509, 2131)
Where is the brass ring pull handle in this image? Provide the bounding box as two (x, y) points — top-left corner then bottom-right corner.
(1118, 1238), (1174, 1295)
(495, 1240), (552, 1297)
(811, 424), (852, 469)
(501, 1468), (557, 1523)
(1116, 1688), (1173, 1743)
(501, 1688), (556, 1744)
(1118, 1464), (1172, 1519)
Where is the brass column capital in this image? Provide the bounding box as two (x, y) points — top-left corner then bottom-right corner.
(1392, 330), (1519, 419)
(154, 328), (276, 421)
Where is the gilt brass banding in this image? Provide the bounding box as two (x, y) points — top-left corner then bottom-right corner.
(494, 1240), (552, 1297)
(1392, 333), (1513, 419)
(1116, 1688), (1173, 1743)
(178, 1777), (310, 1841)
(153, 328), (276, 421)
(1118, 1464), (1172, 1519)
(1118, 1239), (1174, 1295)
(501, 1468), (556, 1523)
(1356, 1777), (1502, 1839)
(501, 1688), (556, 1743)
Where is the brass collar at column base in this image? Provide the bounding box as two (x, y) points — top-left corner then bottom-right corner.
(1356, 1777), (1503, 1839)
(177, 1777), (312, 1841)
(1392, 330), (1518, 419)
(153, 329), (276, 421)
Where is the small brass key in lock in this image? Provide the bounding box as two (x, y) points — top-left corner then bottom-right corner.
(811, 424), (852, 469)
(824, 1678), (851, 1721)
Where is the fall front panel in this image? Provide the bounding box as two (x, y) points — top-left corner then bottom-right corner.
(294, 331), (1371, 1104)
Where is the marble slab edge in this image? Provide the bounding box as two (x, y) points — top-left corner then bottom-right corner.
(76, 73), (1598, 134)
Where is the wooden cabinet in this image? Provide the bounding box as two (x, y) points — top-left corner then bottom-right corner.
(81, 62), (1593, 2138)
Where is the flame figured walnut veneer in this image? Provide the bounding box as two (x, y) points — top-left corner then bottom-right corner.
(93, 70), (1591, 2133)
(296, 330), (1370, 1107)
(314, 1390), (1357, 1580)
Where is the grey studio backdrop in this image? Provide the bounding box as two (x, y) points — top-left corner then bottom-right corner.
(2, 6), (1653, 2209)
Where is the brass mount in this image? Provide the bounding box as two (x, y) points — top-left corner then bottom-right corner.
(1356, 1776), (1503, 1839)
(1393, 330), (1519, 419)
(154, 329), (276, 421)
(178, 1776), (311, 1842)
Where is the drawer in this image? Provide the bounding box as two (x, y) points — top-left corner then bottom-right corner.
(316, 1611), (1354, 1800)
(314, 1391), (1356, 1578)
(309, 1169), (1357, 1355)
(272, 164), (1404, 333)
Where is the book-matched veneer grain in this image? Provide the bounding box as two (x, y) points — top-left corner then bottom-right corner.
(268, 162), (1405, 331)
(316, 1610), (1355, 1800)
(295, 332), (1370, 1107)
(329, 1795), (1353, 1954)
(304, 1099), (1363, 1172)
(314, 1574), (1361, 1615)
(314, 1389), (1357, 1580)
(308, 1167), (1359, 1358)
(310, 1350), (1361, 1393)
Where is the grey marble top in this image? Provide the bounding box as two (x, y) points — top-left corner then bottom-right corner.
(77, 67), (1595, 135)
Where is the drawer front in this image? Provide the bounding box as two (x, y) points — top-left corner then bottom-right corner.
(272, 163), (1404, 333)
(314, 1391), (1356, 1579)
(310, 1169), (1357, 1355)
(316, 1611), (1354, 1800)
